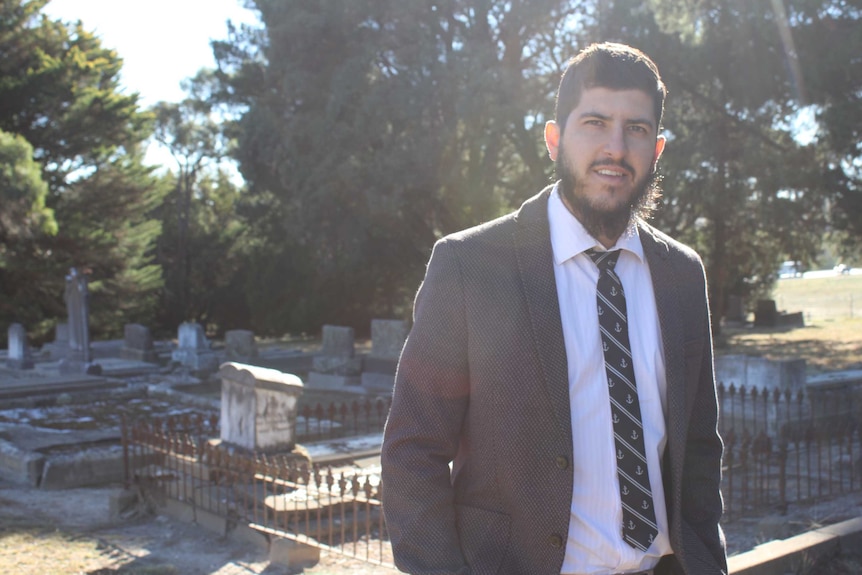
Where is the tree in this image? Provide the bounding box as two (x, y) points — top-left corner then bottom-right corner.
(151, 70), (242, 330)
(0, 0), (163, 341)
(0, 129), (57, 344)
(586, 0), (836, 328)
(210, 0), (592, 335)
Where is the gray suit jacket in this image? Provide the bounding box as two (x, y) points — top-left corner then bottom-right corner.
(381, 187), (727, 575)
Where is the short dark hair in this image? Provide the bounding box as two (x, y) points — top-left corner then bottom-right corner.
(554, 42), (667, 132)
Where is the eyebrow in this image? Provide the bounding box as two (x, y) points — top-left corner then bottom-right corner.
(578, 111), (655, 131)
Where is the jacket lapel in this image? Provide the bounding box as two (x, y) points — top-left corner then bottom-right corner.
(639, 223), (687, 477)
(514, 187), (571, 431)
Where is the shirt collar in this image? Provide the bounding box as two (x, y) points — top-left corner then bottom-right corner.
(548, 184), (645, 265)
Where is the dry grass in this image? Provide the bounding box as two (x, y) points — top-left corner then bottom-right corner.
(716, 274), (862, 374)
(0, 523), (180, 575)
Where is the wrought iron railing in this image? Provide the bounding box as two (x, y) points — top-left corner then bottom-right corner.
(717, 380), (862, 520)
(122, 380), (862, 567)
(122, 413), (394, 568)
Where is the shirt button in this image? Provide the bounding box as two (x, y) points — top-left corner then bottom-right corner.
(549, 534), (563, 548)
(555, 456), (569, 469)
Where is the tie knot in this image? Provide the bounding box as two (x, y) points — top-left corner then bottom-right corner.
(586, 249), (621, 273)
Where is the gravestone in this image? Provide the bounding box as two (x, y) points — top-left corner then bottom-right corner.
(120, 323), (157, 363)
(307, 325), (363, 389)
(47, 322), (70, 361)
(219, 362), (304, 452)
(6, 323), (34, 370)
(361, 319), (408, 391)
(58, 268), (102, 375)
(225, 329), (258, 360)
(171, 322), (219, 372)
(754, 299), (778, 327)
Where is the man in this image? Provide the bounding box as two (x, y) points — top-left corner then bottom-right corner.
(381, 42), (727, 575)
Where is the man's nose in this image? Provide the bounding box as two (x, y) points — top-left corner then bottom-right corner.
(603, 126), (627, 158)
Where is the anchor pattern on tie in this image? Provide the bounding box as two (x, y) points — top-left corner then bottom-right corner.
(587, 248), (658, 551)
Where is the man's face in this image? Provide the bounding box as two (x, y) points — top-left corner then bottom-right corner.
(545, 87), (666, 244)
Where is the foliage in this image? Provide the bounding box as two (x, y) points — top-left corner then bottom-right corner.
(594, 0), (854, 325)
(0, 0), (162, 343)
(2, 0), (861, 343)
(210, 0), (594, 334)
(151, 71), (247, 334)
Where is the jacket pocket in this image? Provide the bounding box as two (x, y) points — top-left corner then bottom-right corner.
(455, 503), (512, 575)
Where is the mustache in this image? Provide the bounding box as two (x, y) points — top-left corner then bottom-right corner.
(589, 158), (635, 175)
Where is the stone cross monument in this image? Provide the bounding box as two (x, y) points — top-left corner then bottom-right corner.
(58, 267), (101, 375)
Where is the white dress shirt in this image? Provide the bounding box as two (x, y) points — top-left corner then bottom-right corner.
(548, 187), (672, 574)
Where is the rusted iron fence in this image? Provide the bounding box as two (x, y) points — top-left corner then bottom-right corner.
(122, 381), (862, 566)
(718, 381), (862, 520)
(123, 413), (394, 568)
(296, 398), (391, 442)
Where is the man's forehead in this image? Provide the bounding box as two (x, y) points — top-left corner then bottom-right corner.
(568, 87), (657, 123)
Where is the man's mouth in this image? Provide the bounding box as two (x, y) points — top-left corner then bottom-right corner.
(595, 168), (626, 177)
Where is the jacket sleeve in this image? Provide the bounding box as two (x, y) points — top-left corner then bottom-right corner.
(381, 238), (472, 575)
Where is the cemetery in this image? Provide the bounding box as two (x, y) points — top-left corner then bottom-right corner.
(1, 269), (862, 573)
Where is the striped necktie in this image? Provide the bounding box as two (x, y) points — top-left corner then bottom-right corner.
(586, 248), (658, 551)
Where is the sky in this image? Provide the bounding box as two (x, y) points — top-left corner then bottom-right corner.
(42, 0), (260, 107)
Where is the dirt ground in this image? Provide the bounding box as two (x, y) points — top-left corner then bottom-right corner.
(0, 479), (396, 575)
(4, 478), (862, 575)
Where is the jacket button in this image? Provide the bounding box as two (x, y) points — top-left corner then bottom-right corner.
(549, 534), (563, 548)
(555, 456), (569, 469)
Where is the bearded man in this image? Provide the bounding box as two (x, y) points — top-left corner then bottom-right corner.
(381, 42), (727, 575)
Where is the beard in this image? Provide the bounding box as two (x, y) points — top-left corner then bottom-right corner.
(556, 139), (662, 243)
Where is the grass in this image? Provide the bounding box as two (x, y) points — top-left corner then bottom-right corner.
(716, 274), (862, 374)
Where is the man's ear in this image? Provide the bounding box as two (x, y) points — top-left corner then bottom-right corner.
(653, 135), (666, 170)
(545, 121), (560, 162)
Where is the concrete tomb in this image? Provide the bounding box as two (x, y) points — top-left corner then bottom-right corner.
(219, 362), (304, 452)
(308, 325), (363, 389)
(361, 319), (408, 391)
(754, 299), (804, 328)
(225, 329), (258, 360)
(6, 323), (34, 370)
(120, 323), (157, 363)
(171, 321), (219, 372)
(58, 268), (102, 375)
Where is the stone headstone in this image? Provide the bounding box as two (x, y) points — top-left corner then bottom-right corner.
(361, 319), (408, 391)
(225, 329), (258, 360)
(321, 325), (355, 358)
(171, 322), (219, 372)
(178, 322), (208, 350)
(370, 319), (408, 360)
(120, 323), (157, 363)
(48, 322), (70, 361)
(58, 268), (101, 375)
(219, 362), (303, 452)
(311, 325), (361, 375)
(6, 323), (34, 370)
(308, 325), (363, 390)
(776, 311), (805, 328)
(754, 299), (778, 327)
